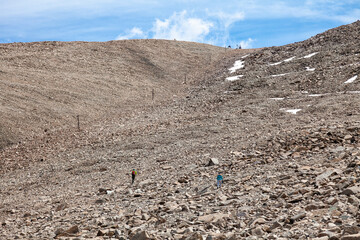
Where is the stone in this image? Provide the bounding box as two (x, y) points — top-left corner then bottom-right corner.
(178, 177), (188, 183)
(185, 233), (203, 240)
(165, 201), (179, 212)
(318, 230), (338, 238)
(97, 230), (106, 236)
(207, 158), (219, 166)
(54, 225), (79, 238)
(316, 169), (343, 183)
(267, 221), (282, 232)
(344, 135), (353, 140)
(341, 233), (360, 240)
(131, 230), (152, 240)
(66, 225), (79, 234)
(95, 199), (105, 204)
(313, 237), (329, 240)
(139, 179), (152, 186)
(142, 213), (151, 221)
(251, 217), (266, 227)
(326, 197), (338, 205)
(161, 165), (174, 170)
(342, 186), (360, 196)
(55, 203), (68, 211)
(348, 195), (360, 206)
(98, 188), (107, 194)
(251, 226), (264, 236)
(198, 213), (230, 223)
(198, 214), (214, 223)
(305, 203), (325, 211)
(289, 212), (306, 224)
(343, 225), (360, 235)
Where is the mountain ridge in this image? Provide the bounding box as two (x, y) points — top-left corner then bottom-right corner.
(0, 21), (360, 239)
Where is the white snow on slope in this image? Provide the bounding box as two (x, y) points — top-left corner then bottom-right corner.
(344, 75), (358, 84)
(303, 52), (319, 58)
(229, 60), (245, 73)
(269, 61), (282, 66)
(241, 54), (249, 59)
(306, 67), (316, 71)
(286, 109), (302, 114)
(284, 56), (296, 62)
(269, 56), (296, 66)
(269, 98), (284, 100)
(271, 73), (289, 77)
(226, 75), (243, 81)
(308, 93), (329, 97)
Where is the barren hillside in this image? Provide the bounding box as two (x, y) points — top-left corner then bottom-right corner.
(0, 21), (360, 239)
(0, 39), (227, 149)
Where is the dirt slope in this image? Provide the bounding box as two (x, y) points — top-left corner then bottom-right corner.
(0, 39), (226, 149)
(0, 21), (360, 239)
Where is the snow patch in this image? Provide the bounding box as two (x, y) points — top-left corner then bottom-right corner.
(229, 60), (245, 73)
(286, 109), (302, 114)
(303, 52), (319, 58)
(271, 73), (288, 77)
(308, 93), (328, 97)
(306, 67), (316, 71)
(284, 56), (296, 62)
(269, 98), (284, 100)
(226, 75), (243, 81)
(269, 61), (282, 66)
(241, 54), (249, 59)
(344, 75), (358, 84)
(269, 56), (296, 66)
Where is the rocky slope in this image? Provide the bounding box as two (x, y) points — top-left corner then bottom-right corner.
(0, 21), (360, 239)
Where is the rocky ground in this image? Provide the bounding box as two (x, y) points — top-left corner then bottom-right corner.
(0, 21), (360, 239)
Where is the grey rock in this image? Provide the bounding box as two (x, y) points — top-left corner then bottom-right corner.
(131, 231), (152, 240)
(341, 233), (360, 240)
(289, 212), (306, 224)
(207, 158), (219, 166)
(342, 186), (360, 196)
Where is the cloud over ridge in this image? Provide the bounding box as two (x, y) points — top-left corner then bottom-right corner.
(152, 11), (213, 42)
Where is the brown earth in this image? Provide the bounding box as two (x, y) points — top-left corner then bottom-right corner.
(0, 39), (239, 149)
(0, 21), (360, 239)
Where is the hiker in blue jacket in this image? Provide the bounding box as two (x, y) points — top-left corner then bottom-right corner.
(217, 173), (223, 188)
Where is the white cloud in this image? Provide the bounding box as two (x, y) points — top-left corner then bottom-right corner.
(152, 11), (213, 42)
(240, 38), (255, 49)
(209, 11), (245, 28)
(2, 0), (358, 46)
(116, 27), (146, 40)
(205, 10), (245, 46)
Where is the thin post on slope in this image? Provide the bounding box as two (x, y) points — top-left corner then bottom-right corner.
(184, 74), (187, 84)
(77, 115), (80, 131)
(152, 89), (155, 102)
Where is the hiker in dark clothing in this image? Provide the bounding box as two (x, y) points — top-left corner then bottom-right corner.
(131, 169), (137, 184)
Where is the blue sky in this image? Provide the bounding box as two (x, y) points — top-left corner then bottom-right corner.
(0, 0), (359, 48)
